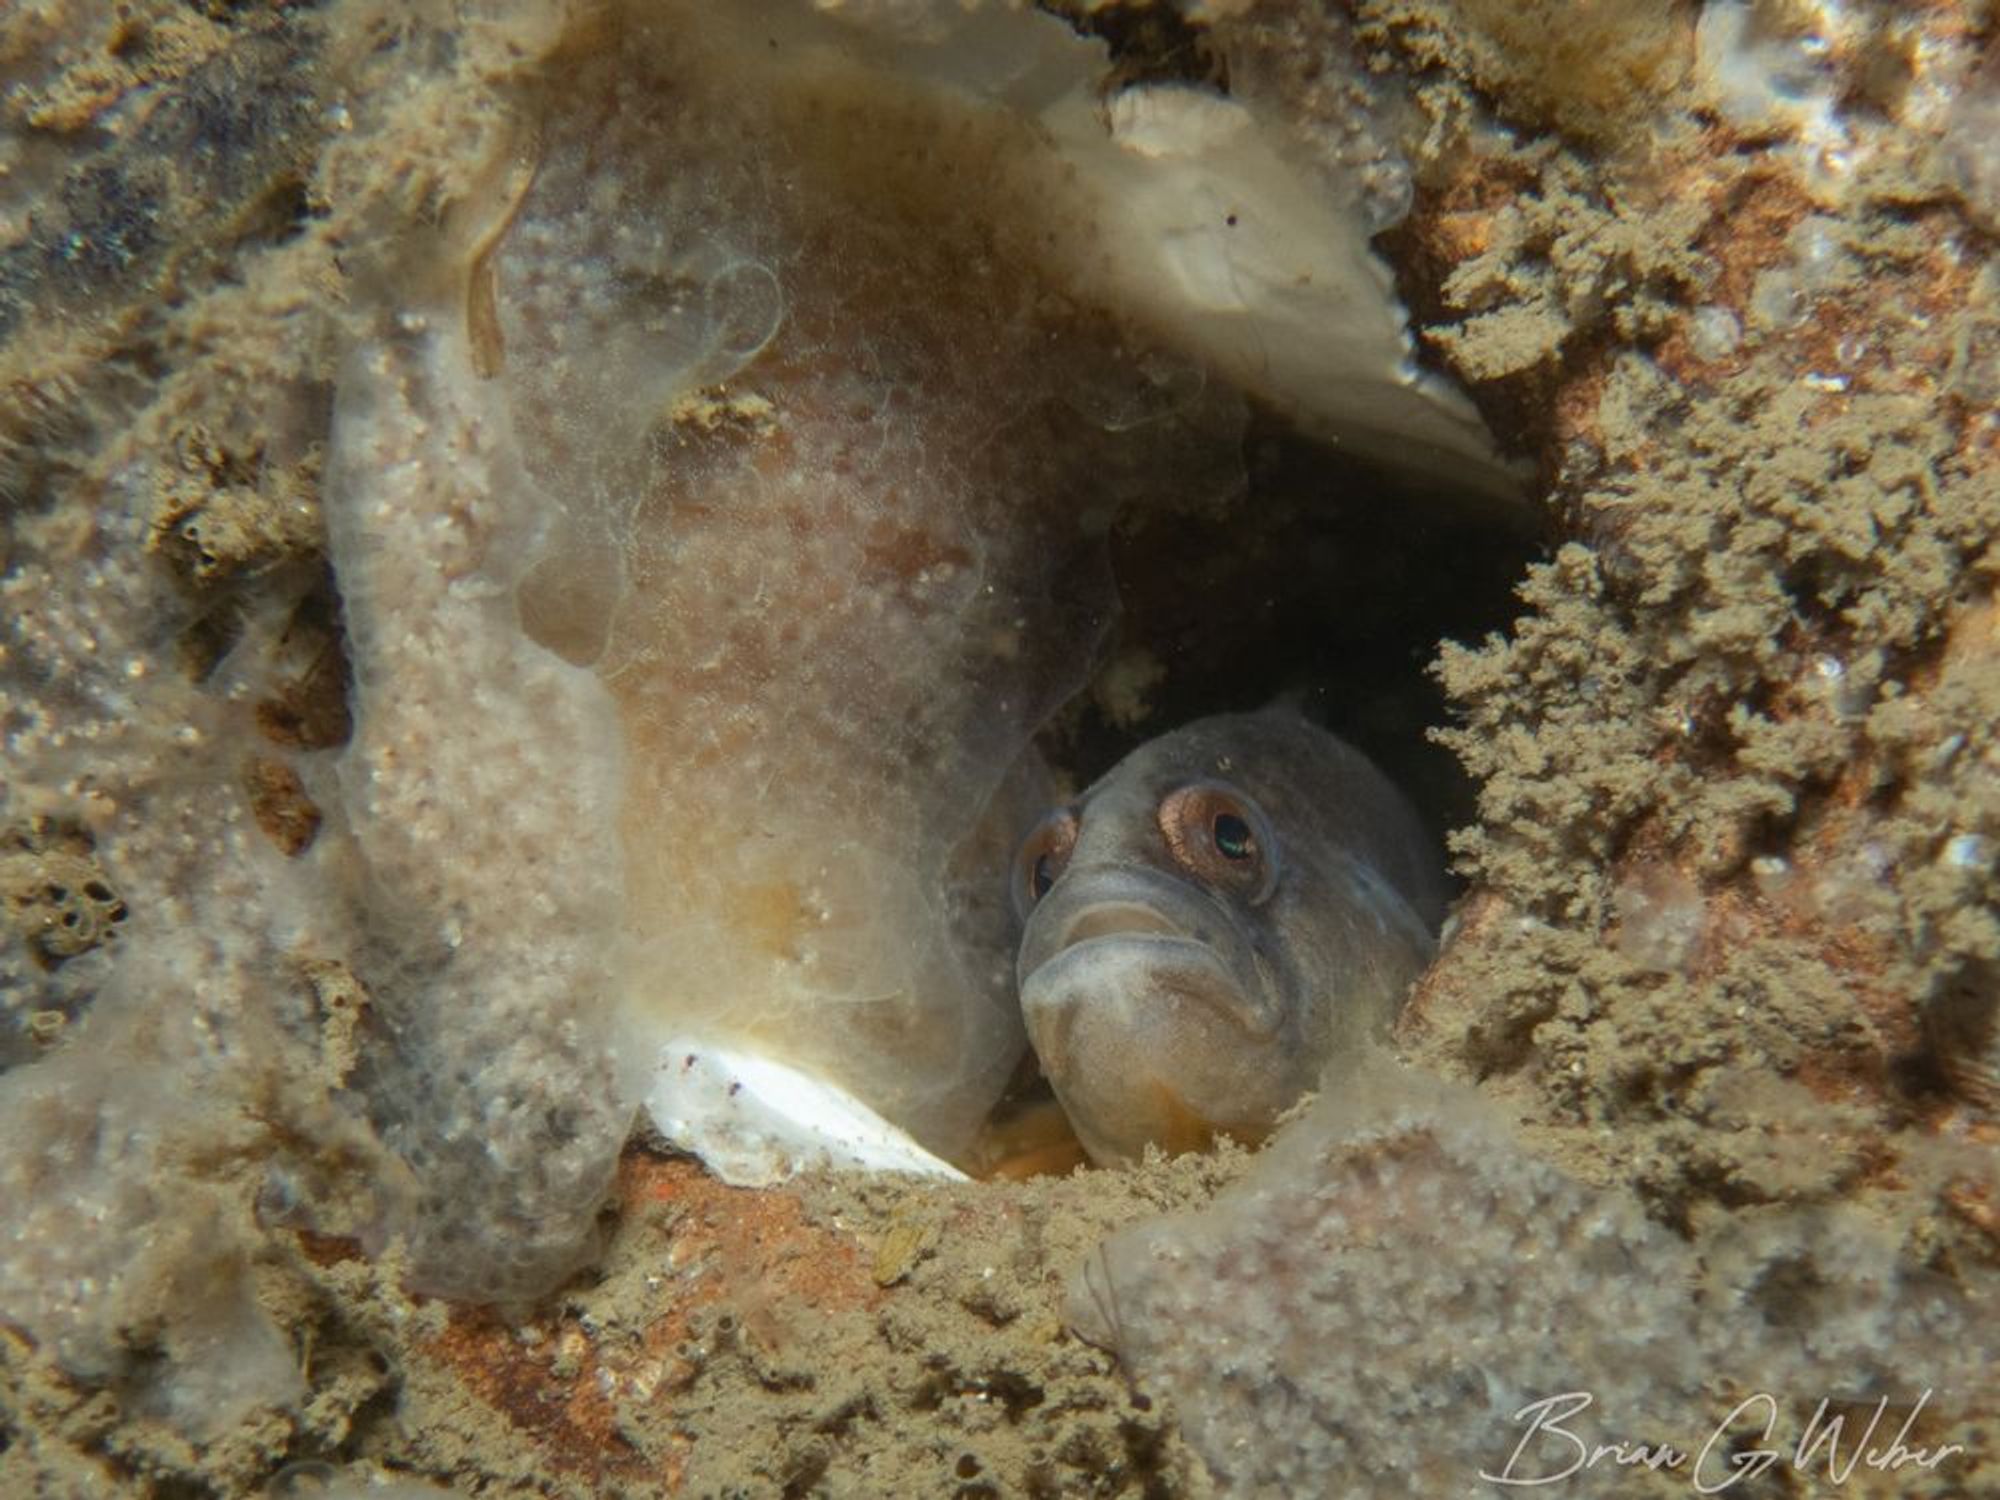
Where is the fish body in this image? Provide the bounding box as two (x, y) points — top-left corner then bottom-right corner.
(1013, 710), (1448, 1164)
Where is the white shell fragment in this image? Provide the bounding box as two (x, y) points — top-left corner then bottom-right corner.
(1036, 81), (1519, 502)
(645, 1039), (971, 1187)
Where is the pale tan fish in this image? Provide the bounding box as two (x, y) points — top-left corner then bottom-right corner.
(1013, 710), (1448, 1165)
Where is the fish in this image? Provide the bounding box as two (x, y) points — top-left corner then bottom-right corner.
(1012, 709), (1449, 1165)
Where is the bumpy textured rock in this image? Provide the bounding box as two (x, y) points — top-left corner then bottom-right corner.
(1076, 1068), (1996, 1499)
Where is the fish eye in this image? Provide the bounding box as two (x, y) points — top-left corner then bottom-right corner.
(1012, 808), (1079, 921)
(1032, 852), (1058, 898)
(1212, 812), (1253, 860)
(1158, 782), (1278, 903)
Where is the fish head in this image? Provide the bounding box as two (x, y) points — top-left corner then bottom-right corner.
(1011, 712), (1442, 1165)
(1013, 730), (1312, 1163)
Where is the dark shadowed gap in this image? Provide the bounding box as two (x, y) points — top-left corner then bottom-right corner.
(1038, 400), (1544, 869)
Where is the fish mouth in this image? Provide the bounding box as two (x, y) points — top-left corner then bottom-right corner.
(1019, 867), (1262, 987)
(1020, 866), (1280, 1040)
(1057, 902), (1185, 946)
(1023, 924), (1238, 990)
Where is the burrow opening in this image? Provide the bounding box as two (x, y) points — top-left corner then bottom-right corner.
(989, 395), (1547, 1174)
(1036, 402), (1544, 874)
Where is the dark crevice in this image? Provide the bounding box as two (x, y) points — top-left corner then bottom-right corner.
(1040, 400), (1543, 861)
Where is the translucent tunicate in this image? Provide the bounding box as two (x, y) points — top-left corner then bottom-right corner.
(480, 11), (1248, 1170)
